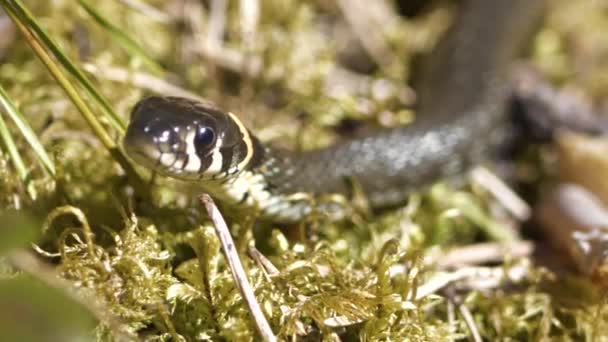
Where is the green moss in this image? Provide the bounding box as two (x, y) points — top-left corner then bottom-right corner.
(0, 0), (607, 340)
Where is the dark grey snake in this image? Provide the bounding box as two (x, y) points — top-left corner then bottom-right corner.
(123, 0), (545, 221)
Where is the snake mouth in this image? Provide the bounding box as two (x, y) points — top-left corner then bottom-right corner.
(123, 127), (163, 170)
(123, 132), (192, 180)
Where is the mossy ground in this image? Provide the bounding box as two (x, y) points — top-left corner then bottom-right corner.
(1, 0), (608, 341)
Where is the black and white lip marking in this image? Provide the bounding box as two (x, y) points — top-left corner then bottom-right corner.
(124, 124), (222, 180)
(123, 96), (255, 182)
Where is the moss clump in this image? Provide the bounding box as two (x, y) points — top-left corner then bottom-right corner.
(0, 0), (607, 340)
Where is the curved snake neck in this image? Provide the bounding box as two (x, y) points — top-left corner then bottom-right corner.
(124, 0), (545, 221)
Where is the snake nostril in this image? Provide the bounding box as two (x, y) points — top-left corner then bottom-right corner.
(123, 126), (161, 164)
(154, 129), (181, 153)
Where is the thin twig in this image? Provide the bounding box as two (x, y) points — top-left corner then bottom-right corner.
(196, 39), (263, 76)
(454, 297), (482, 342)
(248, 245), (280, 277)
(411, 263), (529, 300)
(470, 166), (531, 221)
(239, 0), (259, 77)
(335, 0), (399, 74)
(446, 299), (456, 337)
(82, 63), (211, 104)
(206, 0), (227, 51)
(430, 241), (534, 269)
(199, 194), (277, 342)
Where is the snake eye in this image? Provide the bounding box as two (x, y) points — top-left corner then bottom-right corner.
(194, 126), (215, 148)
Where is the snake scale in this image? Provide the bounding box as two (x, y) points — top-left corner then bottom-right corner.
(123, 0), (546, 221)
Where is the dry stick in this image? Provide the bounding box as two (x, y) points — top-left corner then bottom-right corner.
(455, 299), (482, 342)
(443, 287), (482, 342)
(199, 194), (277, 342)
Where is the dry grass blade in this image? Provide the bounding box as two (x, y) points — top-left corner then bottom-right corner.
(77, 0), (164, 76)
(82, 63), (209, 103)
(117, 0), (170, 23)
(412, 263), (530, 300)
(429, 241), (534, 269)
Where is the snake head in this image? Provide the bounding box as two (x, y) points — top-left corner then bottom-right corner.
(123, 96), (254, 181)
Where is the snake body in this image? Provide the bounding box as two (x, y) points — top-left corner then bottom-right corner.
(124, 0), (545, 221)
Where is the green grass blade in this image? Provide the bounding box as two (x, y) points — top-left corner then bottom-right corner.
(11, 0), (126, 133)
(0, 103), (27, 180)
(1, 1), (149, 197)
(77, 0), (165, 76)
(0, 85), (56, 177)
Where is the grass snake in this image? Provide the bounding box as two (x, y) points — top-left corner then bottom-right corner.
(123, 0), (546, 221)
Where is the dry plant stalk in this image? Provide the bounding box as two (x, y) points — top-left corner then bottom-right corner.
(199, 194), (277, 342)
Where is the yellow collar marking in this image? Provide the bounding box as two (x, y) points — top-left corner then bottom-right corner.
(228, 112), (254, 172)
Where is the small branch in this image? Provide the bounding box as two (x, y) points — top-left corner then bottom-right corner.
(199, 194), (277, 342)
